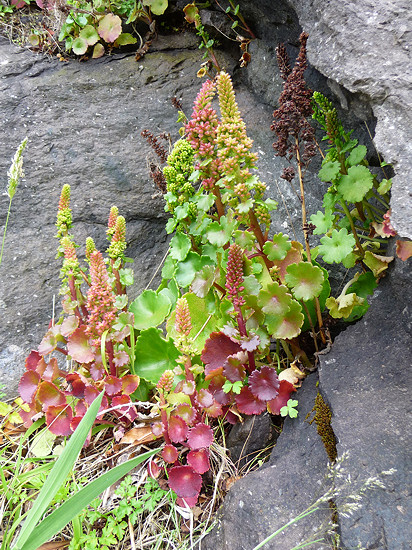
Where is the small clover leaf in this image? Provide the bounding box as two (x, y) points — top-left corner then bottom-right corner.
(263, 233), (291, 261)
(337, 165), (374, 203)
(223, 380), (243, 394)
(318, 228), (356, 264)
(285, 262), (324, 301)
(280, 399), (298, 418)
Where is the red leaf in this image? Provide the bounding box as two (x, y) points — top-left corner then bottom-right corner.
(38, 326), (63, 355)
(187, 448), (210, 474)
(25, 350), (42, 371)
(248, 366), (279, 401)
(46, 404), (73, 436)
(168, 465), (202, 498)
(84, 387), (108, 417)
(172, 404), (198, 425)
(90, 362), (105, 381)
(37, 381), (66, 410)
(168, 416), (188, 443)
(208, 374), (232, 406)
(195, 388), (214, 408)
(42, 357), (60, 382)
(186, 423), (213, 450)
(162, 444), (179, 464)
(111, 395), (137, 423)
(176, 495), (198, 508)
(19, 399), (41, 427)
(396, 240), (412, 261)
(223, 354), (246, 382)
(75, 400), (87, 417)
(151, 421), (164, 437)
(121, 374), (140, 395)
(235, 387), (266, 415)
(203, 400), (223, 417)
(104, 375), (122, 396)
(60, 315), (79, 337)
(201, 332), (242, 377)
(148, 460), (161, 479)
(66, 372), (87, 398)
(19, 370), (40, 403)
(267, 380), (296, 415)
(67, 326), (95, 364)
(113, 350), (130, 368)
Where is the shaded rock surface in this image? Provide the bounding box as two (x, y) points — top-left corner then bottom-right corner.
(202, 373), (332, 550)
(318, 251), (412, 550)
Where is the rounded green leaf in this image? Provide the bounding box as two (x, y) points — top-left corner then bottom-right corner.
(310, 210), (335, 235)
(72, 36), (88, 56)
(318, 160), (341, 182)
(318, 229), (356, 264)
(346, 145), (367, 166)
(115, 32), (137, 46)
(92, 43), (105, 58)
(143, 0), (168, 16)
(285, 261), (324, 301)
(337, 165), (374, 203)
(129, 289), (171, 330)
(133, 328), (180, 385)
(79, 24), (99, 46)
(170, 232), (191, 262)
(263, 233), (291, 261)
(265, 300), (304, 339)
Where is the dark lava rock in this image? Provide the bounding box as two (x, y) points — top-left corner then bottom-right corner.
(202, 373), (333, 550)
(318, 254), (412, 550)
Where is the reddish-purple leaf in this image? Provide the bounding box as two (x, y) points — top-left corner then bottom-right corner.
(208, 374), (232, 406)
(186, 423), (214, 450)
(66, 372), (87, 398)
(267, 380), (296, 415)
(19, 399), (40, 427)
(151, 421), (164, 437)
(172, 404), (198, 425)
(168, 416), (188, 443)
(67, 326), (95, 364)
(187, 448), (210, 474)
(19, 370), (40, 403)
(90, 362), (105, 381)
(223, 354), (246, 382)
(111, 395), (137, 423)
(121, 374), (140, 395)
(201, 332), (242, 377)
(249, 366), (280, 401)
(181, 380), (196, 395)
(41, 357), (60, 382)
(114, 350), (130, 368)
(104, 375), (122, 396)
(84, 387), (108, 417)
(195, 388), (214, 408)
(25, 350), (42, 371)
(148, 460), (161, 479)
(60, 315), (79, 337)
(240, 334), (260, 352)
(162, 444), (179, 464)
(75, 400), (87, 417)
(37, 381), (66, 410)
(38, 326), (64, 355)
(176, 495), (198, 508)
(203, 400), (223, 418)
(236, 387), (266, 415)
(168, 465), (202, 498)
(46, 404), (73, 436)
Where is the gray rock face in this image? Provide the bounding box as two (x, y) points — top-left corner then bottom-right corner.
(318, 253), (412, 550)
(202, 373), (333, 550)
(287, 0), (412, 238)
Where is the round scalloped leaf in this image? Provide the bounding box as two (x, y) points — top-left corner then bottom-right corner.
(272, 241), (304, 283)
(318, 160), (341, 182)
(265, 300), (303, 339)
(191, 264), (216, 298)
(19, 370), (40, 403)
(337, 165), (374, 203)
(67, 326), (95, 364)
(25, 350), (42, 371)
(92, 43), (105, 58)
(195, 388), (214, 408)
(168, 465), (202, 499)
(263, 233), (291, 261)
(310, 210), (335, 235)
(103, 375), (122, 396)
(98, 14), (122, 43)
(318, 228), (356, 264)
(201, 331), (242, 378)
(168, 415), (188, 443)
(172, 404), (198, 424)
(170, 232), (191, 262)
(143, 0), (168, 16)
(133, 328), (180, 385)
(285, 261), (324, 301)
(121, 374), (140, 395)
(129, 289), (171, 330)
(162, 444), (179, 464)
(175, 252), (214, 288)
(223, 354), (246, 382)
(346, 145), (367, 167)
(205, 216), (237, 247)
(111, 395), (138, 423)
(258, 281), (292, 316)
(37, 381), (67, 409)
(249, 366), (279, 401)
(183, 2), (199, 23)
(46, 404), (73, 436)
(187, 448), (210, 474)
(79, 24), (99, 46)
(396, 240), (412, 261)
(235, 387), (266, 415)
(72, 36), (88, 55)
(187, 423), (214, 450)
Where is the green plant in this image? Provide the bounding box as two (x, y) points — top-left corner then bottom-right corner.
(1, 138), (27, 268)
(280, 398), (298, 418)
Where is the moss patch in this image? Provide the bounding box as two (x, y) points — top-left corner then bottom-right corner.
(307, 392), (337, 462)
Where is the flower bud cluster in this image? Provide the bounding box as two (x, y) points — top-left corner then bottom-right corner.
(106, 206), (119, 240)
(156, 370), (174, 393)
(175, 297), (192, 336)
(56, 184), (72, 239)
(163, 139), (196, 214)
(86, 250), (117, 346)
(107, 215), (127, 260)
(225, 244), (245, 309)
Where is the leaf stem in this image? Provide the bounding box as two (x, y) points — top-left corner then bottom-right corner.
(339, 199), (365, 258)
(0, 197), (12, 267)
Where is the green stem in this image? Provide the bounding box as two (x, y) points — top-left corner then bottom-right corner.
(0, 197), (12, 267)
(339, 199), (365, 258)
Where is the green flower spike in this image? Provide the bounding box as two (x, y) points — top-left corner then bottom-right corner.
(107, 215), (127, 260)
(56, 184), (72, 239)
(106, 206), (119, 239)
(85, 237), (96, 262)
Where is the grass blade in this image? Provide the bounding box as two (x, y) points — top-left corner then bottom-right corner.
(19, 448), (158, 550)
(12, 392), (104, 549)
